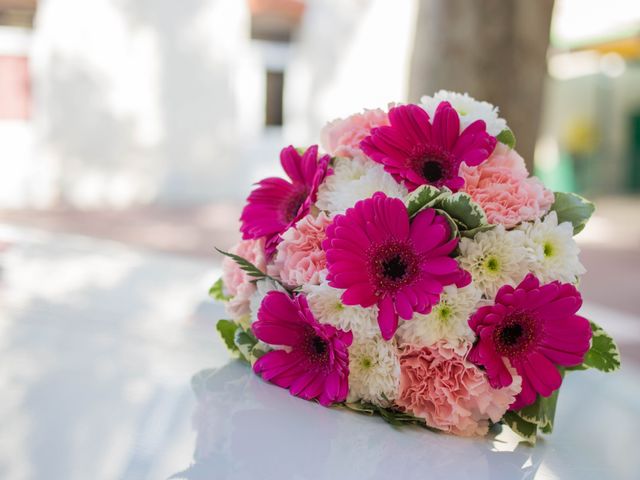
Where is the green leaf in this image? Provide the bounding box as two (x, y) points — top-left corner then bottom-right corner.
(338, 402), (441, 432)
(215, 247), (267, 279)
(437, 191), (488, 231)
(517, 380), (562, 434)
(406, 185), (446, 217)
(209, 277), (232, 301)
(496, 128), (516, 149)
(216, 319), (239, 352)
(405, 186), (489, 238)
(583, 321), (621, 372)
(503, 411), (538, 444)
(251, 343), (269, 360)
(234, 327), (259, 364)
(550, 192), (595, 235)
(461, 224), (495, 238)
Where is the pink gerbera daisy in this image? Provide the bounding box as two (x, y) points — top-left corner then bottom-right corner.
(240, 145), (331, 255)
(468, 274), (592, 410)
(322, 192), (468, 341)
(360, 103), (496, 192)
(252, 291), (353, 406)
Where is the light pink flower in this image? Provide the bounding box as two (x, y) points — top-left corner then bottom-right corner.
(396, 342), (522, 436)
(460, 144), (554, 228)
(222, 239), (267, 296)
(269, 213), (332, 287)
(320, 109), (389, 159)
(226, 281), (254, 319)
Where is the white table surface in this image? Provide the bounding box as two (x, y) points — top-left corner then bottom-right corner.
(1, 225), (639, 480)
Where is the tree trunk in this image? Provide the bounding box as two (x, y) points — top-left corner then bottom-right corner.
(409, 0), (555, 171)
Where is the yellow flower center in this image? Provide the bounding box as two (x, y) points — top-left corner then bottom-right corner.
(435, 304), (453, 324)
(360, 356), (373, 369)
(484, 256), (500, 273)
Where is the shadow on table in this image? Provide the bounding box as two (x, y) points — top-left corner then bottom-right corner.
(170, 362), (543, 480)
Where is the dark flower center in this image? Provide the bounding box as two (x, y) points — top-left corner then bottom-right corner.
(382, 254), (407, 280)
(369, 242), (420, 293)
(304, 331), (330, 368)
(493, 311), (538, 358)
(499, 323), (524, 346)
(283, 190), (308, 223)
(310, 335), (327, 355)
(421, 160), (444, 182)
(409, 145), (455, 186)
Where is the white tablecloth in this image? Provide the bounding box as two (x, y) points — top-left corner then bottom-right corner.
(0, 225), (638, 480)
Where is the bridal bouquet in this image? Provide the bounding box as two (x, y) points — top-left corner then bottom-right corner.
(211, 91), (620, 443)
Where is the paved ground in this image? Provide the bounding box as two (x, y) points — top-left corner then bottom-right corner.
(1, 196), (638, 316)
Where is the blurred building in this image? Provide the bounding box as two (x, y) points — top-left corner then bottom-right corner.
(0, 0), (415, 208)
(0, 0), (638, 209)
(538, 0), (640, 197)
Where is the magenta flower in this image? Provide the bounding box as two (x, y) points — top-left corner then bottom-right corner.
(360, 103), (496, 192)
(468, 274), (592, 410)
(322, 192), (467, 341)
(240, 145), (331, 255)
(252, 291), (353, 406)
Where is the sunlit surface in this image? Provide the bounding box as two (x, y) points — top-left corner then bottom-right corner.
(0, 224), (639, 479)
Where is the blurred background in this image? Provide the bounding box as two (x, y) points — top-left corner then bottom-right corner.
(1, 0), (638, 313)
(0, 1), (639, 479)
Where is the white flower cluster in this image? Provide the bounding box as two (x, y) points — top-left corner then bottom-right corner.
(459, 213), (585, 299)
(420, 90), (507, 137)
(316, 157), (408, 215)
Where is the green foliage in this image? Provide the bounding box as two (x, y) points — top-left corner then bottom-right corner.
(234, 327), (258, 364)
(573, 321), (621, 373)
(339, 401), (440, 432)
(216, 318), (271, 364)
(406, 185), (443, 217)
(216, 319), (239, 352)
(215, 247), (267, 279)
(438, 191), (488, 231)
(496, 128), (516, 149)
(517, 386), (561, 435)
(503, 411), (538, 444)
(405, 186), (491, 238)
(209, 277), (231, 301)
(550, 192), (595, 235)
(504, 369), (565, 443)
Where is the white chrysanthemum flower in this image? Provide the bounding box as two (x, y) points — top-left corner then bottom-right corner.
(347, 335), (400, 406)
(302, 280), (379, 338)
(458, 226), (529, 299)
(249, 278), (288, 324)
(519, 211), (586, 283)
(397, 284), (481, 347)
(420, 90), (507, 137)
(316, 157), (408, 215)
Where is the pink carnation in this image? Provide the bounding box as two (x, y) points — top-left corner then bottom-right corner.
(269, 213), (332, 287)
(320, 109), (389, 159)
(225, 281), (253, 320)
(396, 342), (522, 437)
(460, 144), (554, 228)
(221, 239), (266, 320)
(222, 239), (267, 296)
